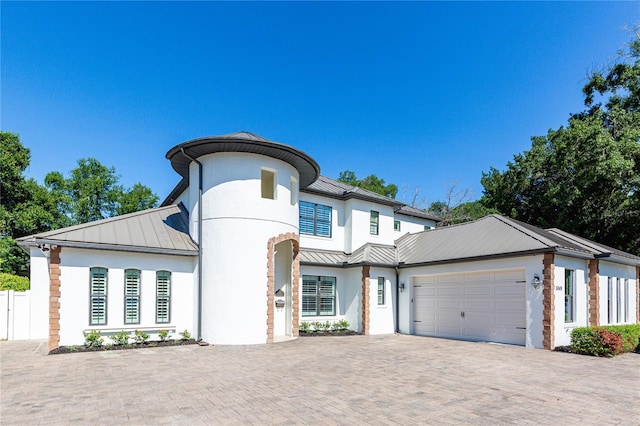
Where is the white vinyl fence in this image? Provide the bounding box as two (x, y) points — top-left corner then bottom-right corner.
(0, 290), (32, 340)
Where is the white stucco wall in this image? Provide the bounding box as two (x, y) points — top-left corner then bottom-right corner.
(57, 248), (196, 346)
(553, 256), (589, 347)
(398, 255), (546, 349)
(195, 152), (300, 344)
(394, 214), (436, 236)
(369, 267), (396, 335)
(597, 261), (637, 325)
(29, 248), (50, 339)
(345, 199), (396, 253)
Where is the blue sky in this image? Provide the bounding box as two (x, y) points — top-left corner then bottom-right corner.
(2, 2), (638, 207)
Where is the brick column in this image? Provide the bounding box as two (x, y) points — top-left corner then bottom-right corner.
(361, 265), (370, 336)
(542, 253), (555, 350)
(588, 259), (599, 326)
(49, 246), (62, 352)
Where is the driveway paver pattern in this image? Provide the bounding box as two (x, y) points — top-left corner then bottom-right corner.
(1, 334), (639, 425)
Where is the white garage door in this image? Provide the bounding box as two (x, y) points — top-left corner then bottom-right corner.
(413, 269), (526, 346)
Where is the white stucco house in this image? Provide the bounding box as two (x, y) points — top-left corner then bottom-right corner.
(18, 132), (640, 351)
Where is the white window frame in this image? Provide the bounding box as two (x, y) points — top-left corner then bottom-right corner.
(607, 276), (614, 324)
(124, 269), (141, 324)
(156, 271), (171, 324)
(564, 269), (575, 323)
(624, 278), (629, 323)
(90, 267), (108, 326)
(394, 220), (401, 232)
(616, 278), (623, 324)
(290, 176), (298, 206)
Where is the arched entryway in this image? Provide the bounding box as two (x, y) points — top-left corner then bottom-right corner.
(266, 233), (300, 343)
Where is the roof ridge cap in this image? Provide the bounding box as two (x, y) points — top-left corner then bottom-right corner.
(492, 215), (557, 248)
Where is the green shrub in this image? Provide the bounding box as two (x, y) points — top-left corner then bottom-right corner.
(83, 330), (104, 348)
(332, 319), (350, 331)
(299, 322), (311, 333)
(158, 330), (170, 341)
(134, 330), (150, 344)
(0, 273), (30, 291)
(179, 330), (191, 340)
(110, 330), (131, 346)
(600, 324), (640, 352)
(570, 325), (640, 357)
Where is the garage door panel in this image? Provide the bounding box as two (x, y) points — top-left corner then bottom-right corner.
(413, 269), (525, 346)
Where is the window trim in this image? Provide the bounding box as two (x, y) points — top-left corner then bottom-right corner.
(302, 275), (336, 317)
(89, 267), (108, 326)
(393, 220), (401, 232)
(370, 210), (379, 235)
(616, 277), (623, 324)
(156, 271), (171, 324)
(261, 168), (276, 200)
(299, 201), (332, 238)
(124, 269), (141, 325)
(377, 277), (385, 306)
(607, 276), (614, 324)
(564, 269), (575, 323)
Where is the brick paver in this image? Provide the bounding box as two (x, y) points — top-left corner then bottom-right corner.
(1, 335), (639, 425)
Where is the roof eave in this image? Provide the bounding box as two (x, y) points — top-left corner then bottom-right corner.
(398, 248), (554, 268)
(19, 238), (199, 257)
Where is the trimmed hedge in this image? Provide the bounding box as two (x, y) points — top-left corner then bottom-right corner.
(0, 273), (30, 291)
(570, 324), (640, 357)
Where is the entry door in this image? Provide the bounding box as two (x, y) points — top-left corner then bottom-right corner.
(413, 269), (526, 345)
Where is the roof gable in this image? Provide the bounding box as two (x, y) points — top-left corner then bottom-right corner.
(18, 204), (198, 256)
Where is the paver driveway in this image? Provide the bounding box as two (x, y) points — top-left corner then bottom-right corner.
(1, 334), (639, 425)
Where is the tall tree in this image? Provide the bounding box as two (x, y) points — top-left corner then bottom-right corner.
(482, 28), (640, 254)
(46, 158), (159, 224)
(0, 132), (64, 275)
(428, 182), (497, 226)
(338, 170), (399, 199)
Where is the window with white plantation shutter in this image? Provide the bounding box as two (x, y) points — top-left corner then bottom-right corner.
(124, 269), (141, 324)
(156, 271), (171, 324)
(302, 275), (336, 316)
(377, 277), (385, 305)
(90, 267), (108, 325)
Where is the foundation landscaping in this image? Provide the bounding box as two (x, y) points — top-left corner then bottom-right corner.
(557, 324), (640, 357)
(48, 329), (197, 354)
(298, 320), (360, 336)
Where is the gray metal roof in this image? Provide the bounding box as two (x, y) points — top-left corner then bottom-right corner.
(302, 175), (404, 207)
(547, 228), (640, 264)
(299, 248), (347, 266)
(395, 205), (441, 221)
(396, 214), (597, 266)
(17, 204), (198, 256)
(348, 243), (397, 265)
(165, 131), (320, 188)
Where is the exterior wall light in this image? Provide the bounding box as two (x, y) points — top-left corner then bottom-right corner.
(531, 274), (542, 290)
(399, 282), (405, 292)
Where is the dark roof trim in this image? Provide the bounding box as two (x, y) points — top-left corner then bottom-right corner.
(397, 248), (555, 269)
(299, 260), (396, 268)
(166, 132), (320, 188)
(18, 238), (199, 257)
(395, 207), (441, 222)
(161, 178), (188, 207)
(301, 187), (403, 207)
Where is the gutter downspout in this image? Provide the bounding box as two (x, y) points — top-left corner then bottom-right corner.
(181, 148), (204, 342)
(395, 266), (400, 333)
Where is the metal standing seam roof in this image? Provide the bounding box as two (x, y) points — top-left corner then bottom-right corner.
(395, 205), (441, 222)
(302, 175), (404, 207)
(17, 204), (198, 256)
(300, 244), (397, 267)
(546, 228), (640, 263)
(165, 131), (320, 188)
(396, 214), (595, 266)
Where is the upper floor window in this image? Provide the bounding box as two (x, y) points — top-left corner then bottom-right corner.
(90, 267), (108, 325)
(564, 269), (575, 323)
(394, 220), (401, 232)
(124, 269), (141, 324)
(370, 211), (379, 235)
(300, 201), (332, 237)
(290, 177), (298, 206)
(261, 169), (276, 200)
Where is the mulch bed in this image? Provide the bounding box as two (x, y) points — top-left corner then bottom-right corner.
(49, 339), (198, 355)
(299, 330), (362, 337)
